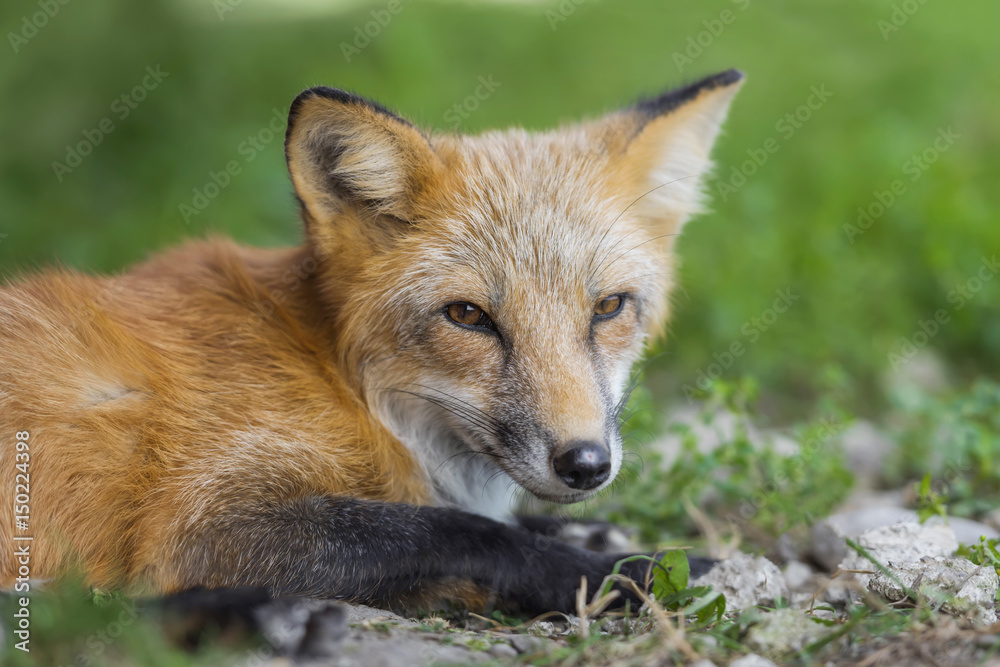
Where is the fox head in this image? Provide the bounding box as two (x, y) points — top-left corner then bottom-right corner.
(284, 71), (743, 509)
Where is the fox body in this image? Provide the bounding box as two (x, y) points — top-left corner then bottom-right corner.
(0, 70), (742, 613)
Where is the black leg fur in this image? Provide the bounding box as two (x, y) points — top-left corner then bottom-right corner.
(518, 514), (717, 573)
(178, 496), (710, 615)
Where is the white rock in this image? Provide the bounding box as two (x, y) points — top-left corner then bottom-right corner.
(838, 521), (958, 588)
(866, 556), (998, 626)
(746, 608), (835, 653)
(811, 505), (998, 573)
(812, 573), (857, 606)
(783, 560), (815, 592)
(509, 634), (545, 654)
(652, 406), (745, 469)
(836, 421), (895, 488)
(929, 516), (1000, 546)
(652, 407), (796, 469)
(346, 604), (414, 626)
(692, 554), (788, 611)
(527, 621), (558, 638)
(790, 592), (815, 608)
(834, 488), (908, 514)
(488, 643), (518, 658)
(810, 506), (914, 571)
(985, 506), (1000, 532)
(881, 347), (950, 396)
(773, 531), (808, 563)
(730, 654), (778, 667)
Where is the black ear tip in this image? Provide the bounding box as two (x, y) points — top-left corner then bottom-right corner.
(285, 86), (411, 131)
(679, 68), (746, 95)
(635, 68), (745, 117)
(714, 68), (746, 86)
(287, 87), (356, 122)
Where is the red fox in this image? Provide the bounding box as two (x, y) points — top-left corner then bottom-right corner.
(0, 70), (743, 614)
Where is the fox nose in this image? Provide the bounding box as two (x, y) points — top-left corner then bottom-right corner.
(552, 441), (611, 490)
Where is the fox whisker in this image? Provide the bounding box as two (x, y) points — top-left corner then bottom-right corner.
(387, 388), (505, 440)
(597, 232), (681, 280)
(586, 174), (699, 285)
(612, 352), (664, 422)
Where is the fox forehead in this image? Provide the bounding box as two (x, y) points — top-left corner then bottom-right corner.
(392, 130), (668, 306)
(432, 128), (636, 242)
(289, 72), (745, 353)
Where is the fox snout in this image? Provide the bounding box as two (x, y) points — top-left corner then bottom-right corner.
(505, 419), (622, 503)
(482, 322), (628, 502)
(551, 440), (612, 491)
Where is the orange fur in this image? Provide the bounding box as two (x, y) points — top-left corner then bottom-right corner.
(0, 243), (429, 591)
(0, 73), (742, 594)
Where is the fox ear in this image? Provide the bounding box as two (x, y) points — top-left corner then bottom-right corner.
(284, 87), (441, 225)
(603, 69), (744, 228)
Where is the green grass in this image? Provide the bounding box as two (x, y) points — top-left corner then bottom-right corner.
(2, 1), (999, 663)
(1, 0), (998, 416)
(886, 379), (1000, 520)
(592, 379), (854, 547)
(0, 581), (237, 666)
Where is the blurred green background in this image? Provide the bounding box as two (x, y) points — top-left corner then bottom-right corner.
(1, 3), (999, 662)
(1, 0), (997, 418)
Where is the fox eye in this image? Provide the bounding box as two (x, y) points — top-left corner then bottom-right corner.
(594, 294), (625, 319)
(446, 302), (494, 329)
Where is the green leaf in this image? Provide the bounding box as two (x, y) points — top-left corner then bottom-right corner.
(689, 591), (726, 625)
(651, 550), (690, 602)
(601, 554), (657, 598)
(656, 585), (710, 609)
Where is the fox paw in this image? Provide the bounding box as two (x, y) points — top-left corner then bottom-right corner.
(553, 520), (636, 553)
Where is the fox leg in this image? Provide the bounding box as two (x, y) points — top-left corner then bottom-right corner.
(518, 516), (718, 577)
(517, 514), (639, 553)
(164, 496), (668, 615)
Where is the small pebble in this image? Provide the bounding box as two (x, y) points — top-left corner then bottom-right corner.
(528, 620), (557, 637)
(489, 642), (518, 658)
(731, 654), (778, 667)
(509, 634), (544, 654)
(783, 560), (814, 591)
